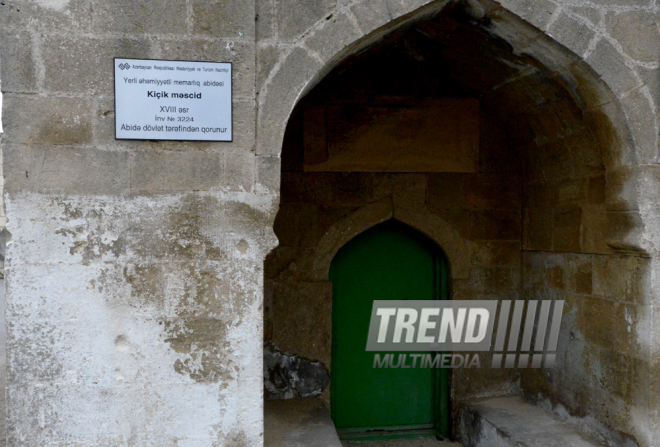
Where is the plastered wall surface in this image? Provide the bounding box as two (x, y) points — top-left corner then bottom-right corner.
(1, 0), (660, 446)
(1, 0), (277, 445)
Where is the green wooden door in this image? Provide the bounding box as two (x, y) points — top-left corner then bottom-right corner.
(330, 220), (448, 439)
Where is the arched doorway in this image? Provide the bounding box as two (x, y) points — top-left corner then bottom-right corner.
(330, 220), (449, 439)
(262, 1), (656, 445)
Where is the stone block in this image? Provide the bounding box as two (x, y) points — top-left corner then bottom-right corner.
(275, 0), (336, 41)
(523, 207), (553, 251)
(521, 32), (579, 76)
(610, 303), (643, 357)
(588, 174), (606, 204)
(192, 0), (255, 38)
(305, 11), (362, 64)
(638, 166), (660, 207)
(567, 254), (593, 295)
(637, 66), (660, 115)
(385, 0), (441, 20)
(481, 77), (534, 119)
(479, 111), (521, 174)
(4, 144), (130, 196)
(158, 38), (255, 100)
(556, 178), (588, 206)
(548, 11), (595, 57)
(465, 209), (521, 241)
(605, 166), (639, 211)
(461, 173), (521, 211)
(553, 205), (582, 252)
(582, 203), (610, 254)
(2, 95), (93, 145)
(576, 296), (617, 350)
(597, 349), (635, 399)
(128, 199), (246, 262)
(539, 140), (576, 184)
(257, 43), (284, 94)
(5, 197), (123, 265)
(426, 173), (463, 211)
(349, 0), (392, 36)
(526, 103), (571, 143)
(318, 172), (374, 206)
(567, 6), (601, 28)
(256, 0), (275, 40)
(0, 29), (37, 93)
(525, 182), (557, 209)
(42, 34), (150, 95)
(131, 149), (224, 193)
(522, 252), (544, 289)
(543, 260), (565, 290)
(497, 0), (557, 31)
(607, 10), (660, 64)
(256, 155), (281, 193)
(606, 209), (648, 256)
(620, 87), (658, 164)
(257, 47), (323, 155)
(225, 149), (257, 192)
(593, 255), (651, 304)
(270, 281), (333, 368)
(579, 99), (635, 170)
(232, 98), (258, 149)
(392, 173), (428, 211)
(93, 97), (132, 150)
(586, 38), (642, 98)
(440, 26), (523, 93)
(452, 363), (520, 403)
(308, 100), (479, 173)
(487, 7), (544, 54)
(479, 267), (517, 292)
(92, 0), (188, 34)
(473, 241), (521, 267)
(0, 0), (91, 32)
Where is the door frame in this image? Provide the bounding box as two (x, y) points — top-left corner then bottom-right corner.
(329, 220), (451, 440)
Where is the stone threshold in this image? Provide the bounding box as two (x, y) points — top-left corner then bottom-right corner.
(265, 398), (343, 447)
(458, 396), (605, 447)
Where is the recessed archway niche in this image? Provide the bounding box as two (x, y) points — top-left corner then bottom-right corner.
(262, 1), (650, 444)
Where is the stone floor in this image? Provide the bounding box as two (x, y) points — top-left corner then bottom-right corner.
(265, 397), (462, 447)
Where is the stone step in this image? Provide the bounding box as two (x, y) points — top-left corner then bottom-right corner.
(458, 396), (604, 447)
(265, 398), (343, 447)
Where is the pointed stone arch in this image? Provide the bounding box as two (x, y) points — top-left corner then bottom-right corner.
(260, 1), (660, 445)
(257, 0), (653, 255)
(311, 198), (475, 281)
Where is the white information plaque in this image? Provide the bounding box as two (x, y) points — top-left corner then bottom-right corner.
(114, 58), (232, 141)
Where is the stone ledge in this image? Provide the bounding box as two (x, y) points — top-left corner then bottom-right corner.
(458, 396), (605, 447)
(265, 398), (342, 447)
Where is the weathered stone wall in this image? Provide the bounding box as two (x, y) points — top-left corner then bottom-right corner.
(265, 107), (524, 404)
(259, 1), (660, 445)
(0, 0), (277, 445)
(499, 2), (660, 443)
(1, 0), (660, 445)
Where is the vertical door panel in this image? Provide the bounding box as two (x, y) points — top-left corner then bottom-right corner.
(330, 220), (448, 434)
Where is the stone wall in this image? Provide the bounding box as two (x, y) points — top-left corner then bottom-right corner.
(0, 0), (277, 445)
(0, 0), (660, 445)
(261, 1), (660, 445)
(266, 123), (524, 402)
